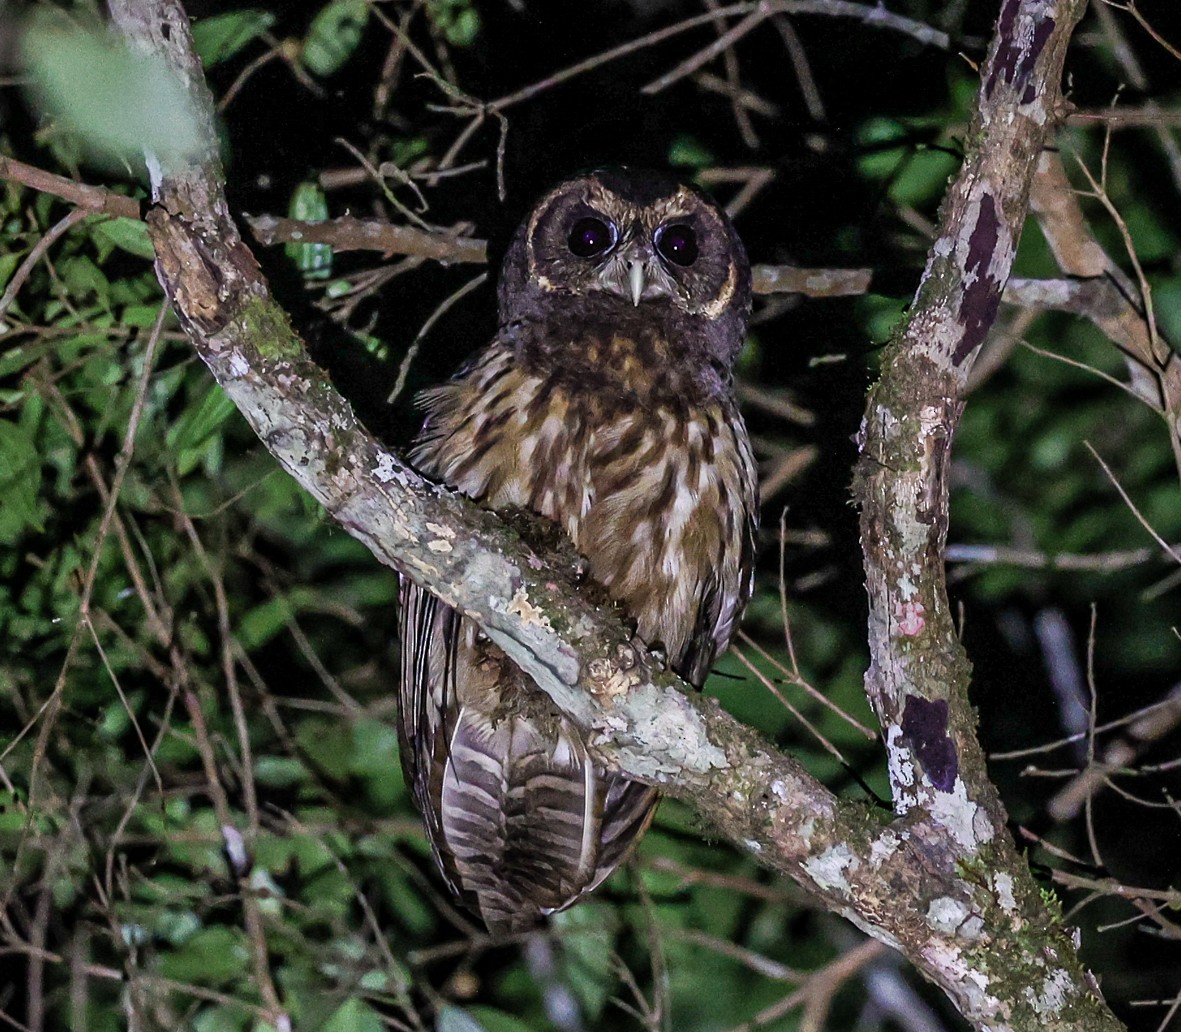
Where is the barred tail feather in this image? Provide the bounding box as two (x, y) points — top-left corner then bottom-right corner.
(433, 708), (657, 934)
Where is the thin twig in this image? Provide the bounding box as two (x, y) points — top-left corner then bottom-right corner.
(0, 156), (141, 219)
(1085, 442), (1181, 564)
(388, 271), (488, 404)
(0, 208), (92, 320)
(643, 7), (766, 95)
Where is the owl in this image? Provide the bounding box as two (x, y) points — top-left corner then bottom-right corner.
(398, 168), (758, 934)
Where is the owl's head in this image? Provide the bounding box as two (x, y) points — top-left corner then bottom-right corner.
(499, 168), (751, 358)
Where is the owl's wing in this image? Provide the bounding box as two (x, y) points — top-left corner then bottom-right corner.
(677, 455), (759, 689)
(396, 577), (470, 903)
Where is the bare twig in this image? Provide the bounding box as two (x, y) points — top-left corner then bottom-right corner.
(244, 212), (486, 264)
(642, 7), (767, 94)
(1029, 151), (1181, 453)
(388, 271), (488, 404)
(1069, 105), (1181, 127)
(771, 14), (826, 122)
(1085, 441), (1181, 565)
(0, 156), (141, 219)
(486, 2), (946, 115)
(946, 542), (1157, 572)
(702, 0), (760, 147)
(1105, 1), (1181, 63)
(0, 208), (92, 320)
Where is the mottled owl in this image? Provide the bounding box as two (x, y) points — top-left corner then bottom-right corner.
(398, 168), (758, 934)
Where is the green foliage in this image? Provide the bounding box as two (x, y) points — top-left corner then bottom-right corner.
(285, 182), (334, 280)
(0, 419), (43, 541)
(668, 134), (716, 170)
(301, 0), (370, 77)
(427, 0), (481, 48)
(90, 215), (156, 259)
(192, 9), (277, 68)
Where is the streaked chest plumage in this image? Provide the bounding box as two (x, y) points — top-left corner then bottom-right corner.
(411, 339), (756, 682)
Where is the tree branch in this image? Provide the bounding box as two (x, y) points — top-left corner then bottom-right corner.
(244, 212), (488, 265)
(0, 155), (142, 220)
(242, 210), (873, 298)
(102, 1), (1120, 1028)
(1029, 149), (1181, 422)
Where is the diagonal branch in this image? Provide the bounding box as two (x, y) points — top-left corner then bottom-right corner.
(101, 1), (1119, 1028)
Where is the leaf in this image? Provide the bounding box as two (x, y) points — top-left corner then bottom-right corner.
(301, 0), (369, 77)
(889, 148), (959, 207)
(158, 926), (249, 984)
(0, 420), (44, 543)
(165, 381), (237, 458)
(193, 1005), (250, 1032)
(21, 11), (206, 173)
(285, 182), (333, 280)
(91, 216), (155, 260)
(192, 9), (276, 67)
(0, 341), (45, 379)
(0, 250), (23, 295)
(253, 756), (308, 789)
(553, 902), (618, 1020)
(460, 1009), (535, 1032)
(59, 256), (112, 307)
(437, 1006), (490, 1032)
(295, 720), (354, 781)
(668, 134), (715, 170)
(322, 998), (384, 1032)
(428, 0), (481, 47)
(235, 594), (295, 650)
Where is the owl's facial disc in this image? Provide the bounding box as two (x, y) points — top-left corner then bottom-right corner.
(513, 171), (749, 330)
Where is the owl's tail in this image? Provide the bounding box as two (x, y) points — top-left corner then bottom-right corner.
(432, 708), (658, 935)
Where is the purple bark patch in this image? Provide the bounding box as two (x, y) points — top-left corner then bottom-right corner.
(901, 695), (958, 791)
(985, 0), (1054, 104)
(1018, 17), (1055, 103)
(954, 194), (1003, 365)
(984, 0), (1021, 98)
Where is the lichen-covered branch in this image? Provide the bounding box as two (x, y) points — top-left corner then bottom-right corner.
(854, 0), (1115, 1024)
(857, 0), (1083, 826)
(104, 0), (1121, 1028)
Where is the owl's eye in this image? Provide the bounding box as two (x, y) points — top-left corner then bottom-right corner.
(656, 224), (698, 267)
(568, 217), (615, 258)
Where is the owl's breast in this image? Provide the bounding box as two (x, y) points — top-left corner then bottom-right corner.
(576, 399), (754, 672)
(412, 342), (755, 678)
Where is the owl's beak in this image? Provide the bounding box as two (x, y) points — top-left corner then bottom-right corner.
(597, 233), (671, 305)
(628, 261), (646, 307)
